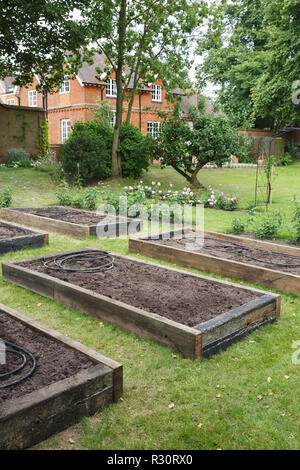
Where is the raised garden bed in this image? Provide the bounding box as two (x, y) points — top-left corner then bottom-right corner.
(0, 303), (122, 450)
(0, 220), (48, 255)
(0, 206), (142, 239)
(129, 229), (300, 296)
(2, 248), (280, 360)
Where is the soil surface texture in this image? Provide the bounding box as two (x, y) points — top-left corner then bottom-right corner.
(21, 252), (260, 328)
(149, 232), (300, 275)
(0, 222), (32, 240)
(14, 206), (130, 225)
(0, 312), (94, 401)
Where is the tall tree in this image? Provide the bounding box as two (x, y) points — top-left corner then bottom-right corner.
(0, 0), (89, 91)
(82, 0), (207, 176)
(197, 0), (300, 129)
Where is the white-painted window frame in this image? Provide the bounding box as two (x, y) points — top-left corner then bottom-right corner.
(106, 78), (117, 98)
(152, 84), (162, 102)
(61, 119), (71, 143)
(28, 90), (37, 107)
(147, 121), (162, 139)
(60, 75), (70, 94)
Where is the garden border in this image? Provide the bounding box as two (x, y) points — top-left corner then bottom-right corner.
(0, 207), (142, 239)
(0, 302), (123, 450)
(0, 220), (48, 255)
(128, 229), (300, 296)
(2, 248), (280, 360)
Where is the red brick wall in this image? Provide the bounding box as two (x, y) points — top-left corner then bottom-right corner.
(19, 75), (175, 145)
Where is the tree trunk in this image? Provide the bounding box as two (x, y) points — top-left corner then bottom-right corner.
(111, 0), (127, 177)
(111, 126), (122, 177)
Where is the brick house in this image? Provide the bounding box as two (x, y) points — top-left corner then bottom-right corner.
(1, 53), (197, 150)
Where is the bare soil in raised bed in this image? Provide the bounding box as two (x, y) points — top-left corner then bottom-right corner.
(149, 231), (300, 275)
(14, 206), (129, 226)
(0, 312), (94, 401)
(0, 222), (32, 240)
(20, 252), (260, 328)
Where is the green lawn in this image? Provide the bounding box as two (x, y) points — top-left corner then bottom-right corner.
(0, 166), (299, 450)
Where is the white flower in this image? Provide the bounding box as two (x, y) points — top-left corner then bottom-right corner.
(152, 181), (155, 185)
(129, 186), (133, 190)
(170, 183), (173, 187)
(124, 186), (128, 190)
(190, 192), (194, 196)
(157, 182), (161, 186)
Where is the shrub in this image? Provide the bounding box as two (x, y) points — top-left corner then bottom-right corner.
(0, 186), (13, 207)
(251, 209), (284, 239)
(231, 218), (245, 234)
(55, 182), (73, 206)
(61, 123), (112, 184)
(55, 182), (99, 210)
(291, 205), (300, 245)
(204, 188), (238, 211)
(4, 148), (28, 167)
(119, 124), (150, 178)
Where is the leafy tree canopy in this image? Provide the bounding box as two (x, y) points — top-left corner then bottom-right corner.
(0, 0), (90, 91)
(196, 0), (300, 129)
(152, 102), (249, 188)
(80, 0), (208, 176)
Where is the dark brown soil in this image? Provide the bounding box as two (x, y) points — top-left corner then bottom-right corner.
(0, 312), (94, 401)
(149, 232), (300, 275)
(0, 222), (32, 240)
(20, 252), (260, 328)
(15, 206), (129, 225)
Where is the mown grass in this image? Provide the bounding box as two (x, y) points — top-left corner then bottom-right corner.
(0, 167), (299, 450)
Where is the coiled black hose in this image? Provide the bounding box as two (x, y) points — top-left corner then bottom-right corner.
(43, 250), (114, 273)
(0, 340), (37, 389)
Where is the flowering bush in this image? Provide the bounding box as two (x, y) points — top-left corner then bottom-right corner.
(204, 188), (238, 211)
(124, 181), (201, 206)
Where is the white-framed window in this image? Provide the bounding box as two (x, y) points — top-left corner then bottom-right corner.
(60, 75), (70, 94)
(152, 84), (162, 102)
(109, 110), (116, 127)
(61, 119), (71, 143)
(147, 121), (161, 139)
(28, 90), (37, 107)
(7, 99), (15, 105)
(106, 78), (117, 98)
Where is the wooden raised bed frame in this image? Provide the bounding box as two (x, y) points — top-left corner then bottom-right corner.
(2, 248), (280, 360)
(0, 220), (48, 255)
(0, 303), (122, 450)
(0, 207), (142, 239)
(129, 229), (300, 296)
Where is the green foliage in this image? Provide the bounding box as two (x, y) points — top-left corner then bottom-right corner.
(250, 209), (284, 239)
(231, 218), (245, 234)
(0, 186), (13, 207)
(204, 188), (239, 211)
(0, 0), (90, 91)
(152, 104), (249, 187)
(61, 119), (151, 182)
(291, 204), (300, 245)
(61, 122), (112, 184)
(119, 124), (150, 178)
(4, 148), (27, 166)
(38, 119), (51, 157)
(197, 0), (300, 129)
(55, 182), (98, 210)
